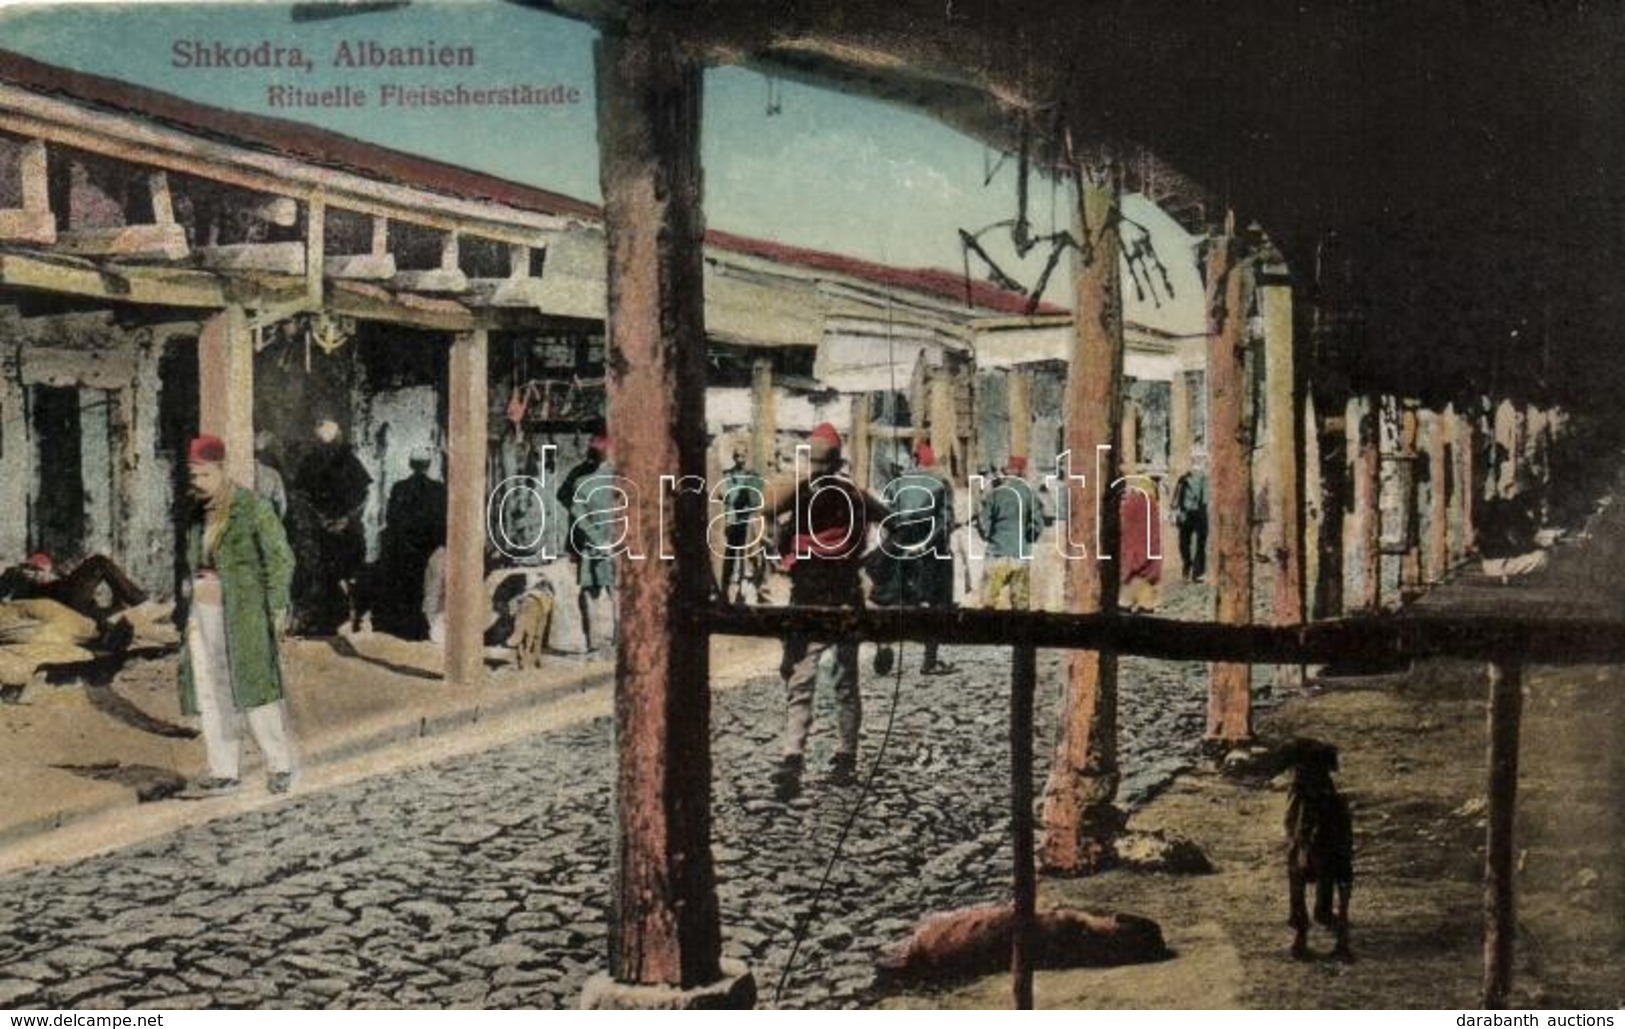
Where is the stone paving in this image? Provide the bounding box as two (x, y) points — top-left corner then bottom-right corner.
(0, 582), (1251, 1010)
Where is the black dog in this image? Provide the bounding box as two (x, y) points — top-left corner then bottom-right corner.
(1278, 737), (1353, 960)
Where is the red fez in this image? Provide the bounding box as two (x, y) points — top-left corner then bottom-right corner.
(916, 443), (936, 467)
(1007, 455), (1028, 473)
(589, 433), (609, 452)
(810, 422), (842, 449)
(188, 434), (226, 464)
(26, 552), (52, 572)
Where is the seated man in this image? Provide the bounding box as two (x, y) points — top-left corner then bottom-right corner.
(0, 553), (171, 648)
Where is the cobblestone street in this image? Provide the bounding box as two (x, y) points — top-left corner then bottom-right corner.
(0, 585), (1239, 1010)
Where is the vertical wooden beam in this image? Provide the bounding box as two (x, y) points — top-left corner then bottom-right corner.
(1204, 218), (1254, 745)
(19, 140), (48, 213)
(1169, 367), (1193, 480)
(1352, 395), (1382, 612)
(305, 193), (325, 306)
(197, 305), (254, 488)
(1260, 267), (1304, 692)
(1461, 407), (1479, 556)
(1483, 660), (1524, 1008)
(370, 215), (389, 258)
(1314, 399), (1347, 620)
(930, 366), (956, 471)
(595, 22), (723, 992)
(850, 392), (872, 490)
(1119, 396), (1140, 473)
(444, 329), (488, 689)
(1302, 392), (1323, 620)
(1039, 163), (1124, 876)
(1010, 643), (1037, 1011)
(1400, 402), (1423, 601)
(441, 230), (460, 274)
(750, 358), (776, 478)
(1008, 368), (1032, 466)
(1426, 408), (1449, 583)
(148, 172), (175, 225)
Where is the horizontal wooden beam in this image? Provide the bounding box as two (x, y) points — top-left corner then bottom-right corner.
(0, 208), (55, 245)
(390, 268), (470, 293)
(465, 276), (546, 308)
(197, 240), (306, 274)
(701, 603), (1625, 666)
(325, 252), (397, 280)
(329, 280), (473, 332)
(54, 223), (189, 260)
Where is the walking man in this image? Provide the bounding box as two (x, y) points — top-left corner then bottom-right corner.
(178, 434), (298, 797)
(1172, 450), (1210, 582)
(566, 433), (619, 655)
(873, 442), (957, 674)
(978, 455), (1043, 610)
(719, 443), (766, 604)
(763, 422), (887, 800)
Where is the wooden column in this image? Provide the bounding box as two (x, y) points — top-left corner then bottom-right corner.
(1425, 408), (1450, 583)
(1169, 367), (1193, 479)
(1039, 164), (1124, 875)
(1008, 368), (1032, 466)
(197, 305), (254, 487)
(1119, 396), (1140, 473)
(1302, 392), (1323, 620)
(1313, 399), (1347, 620)
(1260, 267), (1304, 691)
(1483, 660), (1524, 1008)
(1351, 395), (1382, 612)
(930, 366), (956, 470)
(850, 392), (872, 490)
(1399, 402), (1423, 601)
(750, 358), (776, 478)
(444, 329), (488, 689)
(1461, 407), (1480, 555)
(1010, 644), (1038, 1010)
(1204, 218), (1254, 746)
(595, 22), (723, 991)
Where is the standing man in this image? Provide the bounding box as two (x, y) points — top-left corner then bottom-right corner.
(292, 417), (371, 635)
(979, 455), (1043, 610)
(374, 446), (448, 640)
(873, 442), (958, 674)
(1172, 450), (1210, 583)
(763, 422), (887, 800)
(178, 434), (297, 797)
(719, 443), (766, 604)
(566, 433), (619, 655)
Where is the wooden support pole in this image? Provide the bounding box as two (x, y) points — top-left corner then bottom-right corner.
(305, 193), (325, 306)
(1039, 163), (1124, 876)
(1400, 402), (1423, 601)
(1461, 407), (1479, 556)
(595, 22), (724, 992)
(1010, 643), (1037, 1011)
(750, 358), (776, 478)
(148, 172), (175, 225)
(1426, 408), (1449, 583)
(930, 366), (956, 471)
(197, 305), (254, 488)
(1120, 396), (1140, 473)
(851, 392), (872, 490)
(1313, 398), (1347, 620)
(1354, 395), (1382, 612)
(444, 328), (488, 689)
(19, 139), (48, 212)
(1169, 367), (1193, 478)
(1204, 217), (1254, 745)
(1302, 392), (1323, 620)
(1008, 368), (1032, 467)
(1261, 268), (1304, 690)
(1483, 659), (1524, 1008)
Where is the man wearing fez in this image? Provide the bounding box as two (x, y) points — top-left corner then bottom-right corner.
(178, 434), (298, 796)
(761, 422), (888, 800)
(872, 442), (958, 675)
(292, 416), (371, 635)
(374, 446), (448, 640)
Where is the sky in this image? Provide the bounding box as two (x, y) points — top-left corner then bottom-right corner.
(0, 0), (1205, 333)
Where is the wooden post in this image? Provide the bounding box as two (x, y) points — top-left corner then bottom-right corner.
(1260, 265), (1304, 690)
(197, 305), (254, 488)
(1426, 408), (1449, 583)
(1169, 367), (1193, 478)
(1352, 395), (1382, 612)
(1008, 368), (1032, 467)
(1204, 216), (1254, 746)
(930, 366), (956, 471)
(851, 392), (872, 490)
(1010, 643), (1037, 1011)
(306, 193), (326, 306)
(1483, 660), (1524, 1008)
(1461, 407), (1479, 556)
(750, 358), (776, 478)
(1119, 395), (1140, 473)
(1039, 163), (1124, 875)
(1314, 397), (1347, 620)
(19, 140), (48, 213)
(1302, 392), (1323, 620)
(595, 22), (724, 992)
(444, 329), (488, 689)
(1400, 402), (1423, 601)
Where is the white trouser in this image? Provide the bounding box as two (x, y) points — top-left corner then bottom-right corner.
(189, 598), (292, 780)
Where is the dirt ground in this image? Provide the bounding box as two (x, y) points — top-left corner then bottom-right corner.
(882, 656), (1625, 1010)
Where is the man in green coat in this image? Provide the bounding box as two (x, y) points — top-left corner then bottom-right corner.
(178, 434), (298, 797)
